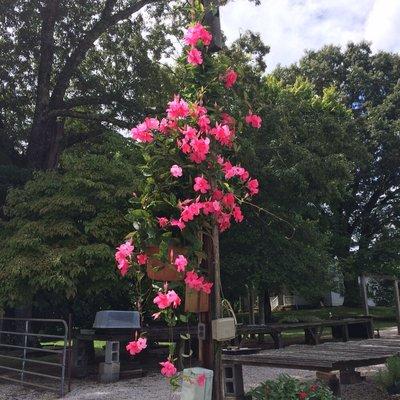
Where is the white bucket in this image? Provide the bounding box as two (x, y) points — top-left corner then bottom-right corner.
(180, 367), (214, 400)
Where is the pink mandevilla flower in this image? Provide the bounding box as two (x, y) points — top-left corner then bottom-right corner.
(144, 117), (159, 130)
(184, 22), (212, 46)
(233, 206), (244, 223)
(185, 270), (213, 293)
(224, 69), (238, 88)
(174, 255), (188, 272)
(189, 137), (210, 163)
(136, 253), (148, 265)
(167, 95), (190, 120)
(170, 164), (183, 178)
(247, 179), (259, 195)
(131, 122), (154, 143)
(160, 360), (177, 378)
(126, 337), (147, 356)
(187, 47), (203, 65)
(153, 292), (170, 309)
(245, 112), (262, 129)
(157, 217), (169, 228)
(194, 176), (211, 193)
(166, 290), (181, 308)
(170, 218), (186, 230)
(117, 258), (130, 276)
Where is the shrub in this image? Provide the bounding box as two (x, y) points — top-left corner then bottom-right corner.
(374, 355), (400, 393)
(248, 374), (336, 400)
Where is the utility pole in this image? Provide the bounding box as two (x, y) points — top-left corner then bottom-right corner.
(198, 2), (223, 399)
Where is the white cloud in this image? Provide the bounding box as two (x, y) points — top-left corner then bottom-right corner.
(220, 0), (400, 71)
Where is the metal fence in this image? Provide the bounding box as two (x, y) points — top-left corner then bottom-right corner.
(0, 317), (68, 396)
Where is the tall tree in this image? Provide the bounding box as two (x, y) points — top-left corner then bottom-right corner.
(0, 0), (176, 171)
(274, 43), (400, 304)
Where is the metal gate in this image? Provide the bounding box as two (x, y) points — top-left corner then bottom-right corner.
(0, 317), (68, 396)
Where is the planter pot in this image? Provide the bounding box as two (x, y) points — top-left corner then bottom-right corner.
(146, 245), (185, 281)
(185, 286), (209, 313)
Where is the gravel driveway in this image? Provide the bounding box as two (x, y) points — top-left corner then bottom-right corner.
(0, 328), (398, 400)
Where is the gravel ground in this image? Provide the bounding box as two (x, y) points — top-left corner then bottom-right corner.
(0, 328), (398, 400)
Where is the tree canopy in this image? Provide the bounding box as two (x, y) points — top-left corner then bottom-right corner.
(275, 43), (400, 304)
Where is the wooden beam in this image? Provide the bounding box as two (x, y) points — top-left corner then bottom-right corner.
(394, 279), (400, 335)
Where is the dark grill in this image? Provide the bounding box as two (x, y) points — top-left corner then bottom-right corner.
(93, 310), (141, 330)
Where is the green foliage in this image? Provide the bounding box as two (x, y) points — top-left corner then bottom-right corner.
(0, 132), (141, 323)
(221, 70), (352, 300)
(248, 375), (336, 400)
(274, 42), (400, 304)
(374, 356), (400, 390)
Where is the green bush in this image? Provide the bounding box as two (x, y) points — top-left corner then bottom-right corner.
(248, 374), (336, 400)
(374, 355), (400, 391)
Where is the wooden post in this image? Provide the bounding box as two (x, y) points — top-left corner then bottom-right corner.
(394, 279), (400, 335)
(360, 274), (369, 316)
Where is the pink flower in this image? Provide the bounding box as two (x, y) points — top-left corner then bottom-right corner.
(167, 95), (190, 120)
(194, 176), (211, 194)
(117, 258), (130, 276)
(202, 200), (221, 215)
(115, 240), (134, 260)
(137, 253), (148, 265)
(170, 218), (186, 230)
(170, 164), (183, 178)
(185, 270), (204, 291)
(181, 126), (197, 140)
(184, 22), (212, 46)
(217, 212), (231, 232)
(181, 202), (203, 222)
(222, 192), (235, 208)
(211, 123), (234, 146)
(247, 179), (259, 195)
(159, 118), (169, 134)
(131, 122), (154, 143)
(198, 114), (211, 131)
(126, 337), (147, 356)
(233, 206), (244, 223)
(189, 137), (210, 163)
(197, 373), (206, 387)
(153, 292), (170, 309)
(245, 112), (262, 129)
(157, 217), (169, 228)
(144, 117), (159, 130)
(167, 290), (182, 308)
(212, 189), (224, 200)
(187, 47), (203, 65)
(160, 360), (177, 378)
(174, 255), (188, 272)
(223, 69), (238, 88)
(185, 271), (213, 293)
(202, 281), (213, 294)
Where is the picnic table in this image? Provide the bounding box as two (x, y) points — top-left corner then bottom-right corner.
(222, 337), (400, 398)
(236, 317), (373, 348)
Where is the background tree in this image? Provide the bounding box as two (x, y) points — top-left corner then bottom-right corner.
(0, 130), (142, 325)
(274, 43), (400, 305)
(0, 0), (177, 173)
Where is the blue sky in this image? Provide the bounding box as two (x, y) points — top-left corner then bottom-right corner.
(220, 0), (400, 71)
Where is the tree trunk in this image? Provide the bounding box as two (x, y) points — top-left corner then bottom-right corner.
(263, 288), (272, 322)
(27, 117), (64, 170)
(343, 274), (361, 307)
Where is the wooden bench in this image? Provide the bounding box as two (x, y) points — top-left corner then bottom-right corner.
(235, 317), (374, 348)
(222, 337), (400, 399)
